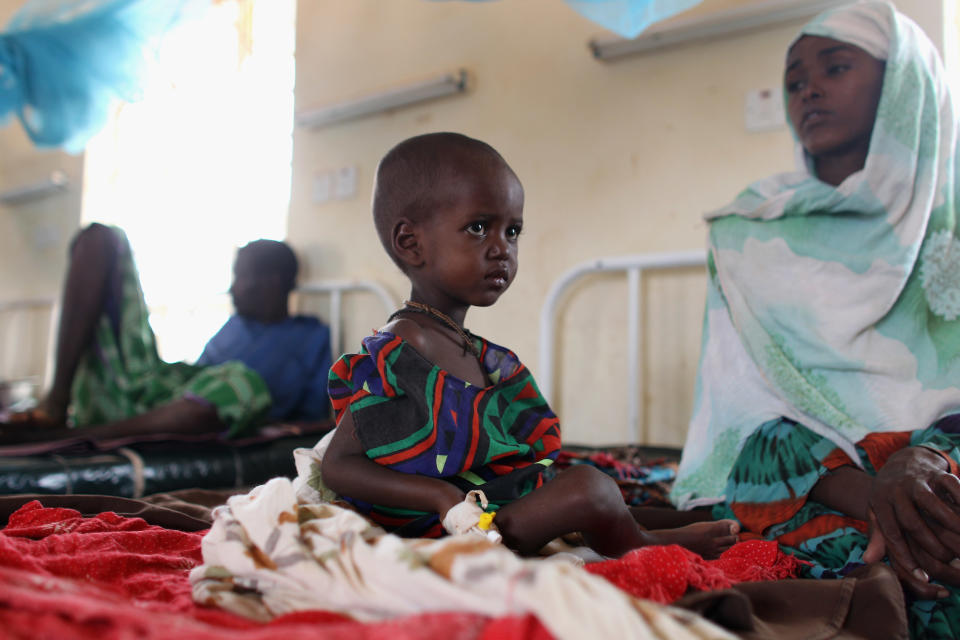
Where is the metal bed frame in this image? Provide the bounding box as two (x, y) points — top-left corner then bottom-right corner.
(0, 280), (398, 398)
(538, 250), (707, 443)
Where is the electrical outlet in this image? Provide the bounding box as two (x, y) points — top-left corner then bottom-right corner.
(312, 171), (332, 204)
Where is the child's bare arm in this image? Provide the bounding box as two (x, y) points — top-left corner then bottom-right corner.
(321, 409), (465, 516)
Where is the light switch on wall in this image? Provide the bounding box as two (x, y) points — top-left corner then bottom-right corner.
(745, 87), (785, 132)
(313, 166), (358, 205)
(334, 166), (357, 200)
(312, 171), (332, 204)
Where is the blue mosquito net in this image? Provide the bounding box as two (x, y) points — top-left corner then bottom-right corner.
(0, 0), (700, 152)
(563, 0), (701, 39)
(439, 0), (702, 39)
(0, 0), (196, 152)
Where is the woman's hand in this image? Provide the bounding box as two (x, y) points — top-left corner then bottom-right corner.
(866, 446), (960, 598)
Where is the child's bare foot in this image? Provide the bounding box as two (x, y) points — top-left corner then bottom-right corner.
(645, 519), (739, 559)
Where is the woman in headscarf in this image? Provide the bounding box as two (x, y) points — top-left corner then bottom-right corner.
(671, 2), (960, 634)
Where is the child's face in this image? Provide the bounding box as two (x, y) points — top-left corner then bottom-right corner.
(785, 35), (885, 162)
(414, 162), (524, 310)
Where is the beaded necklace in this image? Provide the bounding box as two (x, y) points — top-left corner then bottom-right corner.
(388, 300), (482, 358)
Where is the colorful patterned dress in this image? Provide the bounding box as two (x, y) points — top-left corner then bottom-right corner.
(327, 331), (561, 537)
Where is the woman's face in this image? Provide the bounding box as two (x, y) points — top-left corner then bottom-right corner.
(785, 35), (886, 161)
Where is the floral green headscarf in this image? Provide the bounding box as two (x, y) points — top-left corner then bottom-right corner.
(673, 1), (960, 509)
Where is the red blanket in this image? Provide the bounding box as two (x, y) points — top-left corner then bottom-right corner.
(586, 540), (806, 603)
(0, 501), (551, 640)
(0, 501), (801, 639)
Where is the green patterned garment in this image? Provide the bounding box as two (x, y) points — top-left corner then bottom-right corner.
(673, 2), (960, 509)
(713, 418), (960, 638)
(70, 226), (270, 437)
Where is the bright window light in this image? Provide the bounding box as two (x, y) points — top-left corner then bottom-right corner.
(947, 0), (960, 99)
(82, 0), (296, 363)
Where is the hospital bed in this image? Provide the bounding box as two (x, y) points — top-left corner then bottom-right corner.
(539, 250), (708, 450)
(0, 249), (709, 496)
(1, 255), (870, 640)
(0, 280), (397, 498)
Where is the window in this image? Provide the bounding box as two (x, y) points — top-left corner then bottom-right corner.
(82, 0), (296, 363)
(947, 0), (960, 98)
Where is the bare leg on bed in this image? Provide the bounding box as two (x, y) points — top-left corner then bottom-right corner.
(2, 224), (225, 441)
(493, 465), (738, 559)
(7, 224), (120, 428)
(629, 505), (715, 528)
(47, 224), (122, 423)
(0, 398), (220, 444)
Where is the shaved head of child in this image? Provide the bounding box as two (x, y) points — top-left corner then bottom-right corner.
(372, 132), (521, 270)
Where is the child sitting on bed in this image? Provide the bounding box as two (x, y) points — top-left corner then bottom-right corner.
(320, 132), (739, 558)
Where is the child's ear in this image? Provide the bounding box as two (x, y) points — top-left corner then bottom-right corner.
(392, 218), (424, 268)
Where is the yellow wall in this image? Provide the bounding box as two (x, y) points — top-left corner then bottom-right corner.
(0, 1), (84, 301)
(288, 0), (946, 446)
(0, 1), (84, 383)
(0, 81), (82, 303)
(0, 124), (81, 300)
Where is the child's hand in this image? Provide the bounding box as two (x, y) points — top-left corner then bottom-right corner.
(433, 484), (468, 521)
(441, 490), (502, 543)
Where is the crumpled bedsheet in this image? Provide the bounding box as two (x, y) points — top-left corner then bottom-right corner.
(191, 477), (800, 640)
(555, 447), (679, 506)
(0, 487), (804, 640)
(0, 499), (553, 639)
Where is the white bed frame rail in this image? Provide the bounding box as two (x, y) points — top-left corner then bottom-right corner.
(538, 250), (707, 443)
(0, 298), (57, 392)
(296, 279), (397, 359)
(0, 280), (397, 399)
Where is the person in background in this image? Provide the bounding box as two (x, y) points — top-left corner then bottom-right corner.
(199, 239), (332, 426)
(1, 224), (331, 443)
